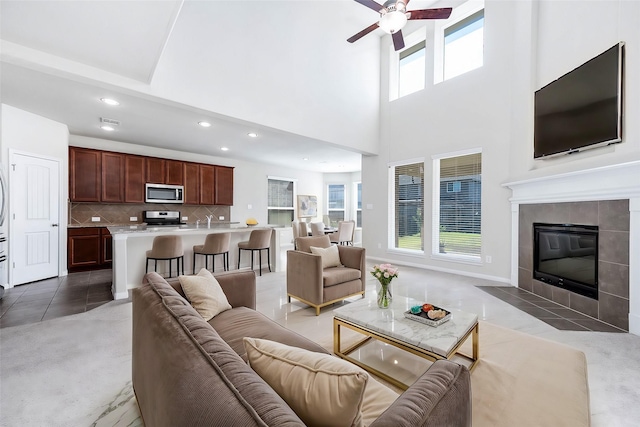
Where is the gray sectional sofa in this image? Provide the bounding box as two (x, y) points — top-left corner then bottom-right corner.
(132, 270), (472, 426)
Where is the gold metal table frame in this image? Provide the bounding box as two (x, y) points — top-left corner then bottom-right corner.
(333, 316), (479, 390)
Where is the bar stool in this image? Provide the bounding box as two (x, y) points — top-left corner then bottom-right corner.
(237, 228), (273, 276)
(146, 235), (184, 278)
(193, 232), (231, 274)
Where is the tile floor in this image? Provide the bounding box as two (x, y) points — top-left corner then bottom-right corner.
(477, 285), (625, 332)
(0, 269), (114, 328)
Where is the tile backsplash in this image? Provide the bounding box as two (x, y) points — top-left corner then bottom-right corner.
(69, 203), (231, 226)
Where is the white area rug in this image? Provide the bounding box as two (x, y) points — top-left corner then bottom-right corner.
(1, 299), (592, 427)
(0, 300), (140, 427)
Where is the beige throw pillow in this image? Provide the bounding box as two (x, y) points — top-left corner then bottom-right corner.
(243, 337), (368, 427)
(310, 244), (342, 269)
(179, 268), (231, 321)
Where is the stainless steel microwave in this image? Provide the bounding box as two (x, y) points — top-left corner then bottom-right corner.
(145, 183), (184, 204)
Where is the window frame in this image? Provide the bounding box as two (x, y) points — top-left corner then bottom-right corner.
(389, 28), (427, 101)
(431, 148), (482, 264)
(267, 176), (296, 226)
(327, 183), (346, 225)
(434, 0), (485, 84)
(354, 182), (362, 228)
(388, 158), (425, 254)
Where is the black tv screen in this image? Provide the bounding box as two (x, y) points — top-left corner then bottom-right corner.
(534, 42), (624, 158)
(533, 223), (598, 299)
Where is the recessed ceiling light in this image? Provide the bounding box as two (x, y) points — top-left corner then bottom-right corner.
(221, 147), (229, 151)
(100, 98), (119, 106)
(100, 125), (115, 131)
(247, 132), (258, 138)
(198, 121), (211, 127)
(303, 157), (309, 161)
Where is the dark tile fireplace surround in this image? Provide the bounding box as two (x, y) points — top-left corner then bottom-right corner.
(518, 200), (630, 331)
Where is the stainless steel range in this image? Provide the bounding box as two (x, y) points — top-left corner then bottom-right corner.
(143, 210), (184, 226)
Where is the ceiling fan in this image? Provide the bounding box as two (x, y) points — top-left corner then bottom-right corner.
(348, 0), (452, 51)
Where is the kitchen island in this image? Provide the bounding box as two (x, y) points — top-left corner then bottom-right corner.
(108, 224), (284, 299)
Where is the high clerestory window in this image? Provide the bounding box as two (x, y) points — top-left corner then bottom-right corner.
(434, 1), (485, 84)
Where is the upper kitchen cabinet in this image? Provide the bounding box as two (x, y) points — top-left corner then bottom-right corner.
(165, 160), (184, 185)
(183, 162), (200, 205)
(69, 147), (101, 202)
(145, 157), (165, 184)
(125, 155), (146, 203)
(101, 152), (125, 203)
(198, 164), (215, 205)
(215, 166), (234, 206)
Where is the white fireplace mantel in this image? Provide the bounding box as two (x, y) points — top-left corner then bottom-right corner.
(503, 160), (640, 336)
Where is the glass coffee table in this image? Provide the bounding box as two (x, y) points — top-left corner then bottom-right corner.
(333, 296), (478, 389)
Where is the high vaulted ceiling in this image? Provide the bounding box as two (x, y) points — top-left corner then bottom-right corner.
(0, 0), (415, 173)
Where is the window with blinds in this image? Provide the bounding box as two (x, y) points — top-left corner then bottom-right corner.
(391, 162), (424, 251)
(434, 152), (482, 258)
(327, 184), (345, 224)
(267, 178), (294, 226)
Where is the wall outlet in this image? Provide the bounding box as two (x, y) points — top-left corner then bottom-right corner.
(219, 216), (225, 220)
(182, 216), (188, 221)
(247, 204), (252, 210)
(377, 243), (382, 249)
(91, 217), (100, 222)
(366, 204), (373, 210)
(485, 255), (492, 264)
(129, 216), (137, 222)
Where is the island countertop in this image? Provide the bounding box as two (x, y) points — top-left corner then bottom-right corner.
(109, 224), (287, 299)
(107, 223), (278, 235)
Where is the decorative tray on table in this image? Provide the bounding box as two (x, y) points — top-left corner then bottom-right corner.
(403, 304), (452, 327)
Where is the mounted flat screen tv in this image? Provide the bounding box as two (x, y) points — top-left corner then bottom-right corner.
(534, 42), (624, 158)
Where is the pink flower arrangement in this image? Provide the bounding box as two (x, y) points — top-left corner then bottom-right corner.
(371, 263), (399, 286)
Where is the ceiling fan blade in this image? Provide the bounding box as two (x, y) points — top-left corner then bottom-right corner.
(408, 8), (453, 20)
(347, 22), (380, 43)
(392, 30), (405, 51)
(353, 0), (385, 13)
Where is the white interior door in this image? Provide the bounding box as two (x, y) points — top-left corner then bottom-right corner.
(10, 152), (60, 285)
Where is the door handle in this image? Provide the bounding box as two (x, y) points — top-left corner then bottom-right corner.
(52, 223), (59, 227)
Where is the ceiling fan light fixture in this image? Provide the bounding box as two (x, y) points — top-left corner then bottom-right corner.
(378, 10), (407, 34)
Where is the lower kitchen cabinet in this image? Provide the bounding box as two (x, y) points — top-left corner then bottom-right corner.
(68, 227), (112, 272)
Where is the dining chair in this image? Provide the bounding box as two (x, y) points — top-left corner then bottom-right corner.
(329, 220), (355, 245)
(299, 221), (309, 237)
(291, 221), (301, 249)
(310, 222), (325, 236)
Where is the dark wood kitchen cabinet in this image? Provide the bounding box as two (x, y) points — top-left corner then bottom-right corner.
(68, 227), (112, 272)
(214, 166), (234, 206)
(145, 157), (166, 184)
(124, 155), (145, 203)
(69, 147), (234, 206)
(101, 152), (125, 203)
(69, 147), (101, 202)
(165, 160), (184, 185)
(101, 228), (112, 265)
(183, 162), (200, 205)
(199, 164), (215, 205)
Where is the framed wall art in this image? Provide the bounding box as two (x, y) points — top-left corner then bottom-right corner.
(297, 195), (317, 218)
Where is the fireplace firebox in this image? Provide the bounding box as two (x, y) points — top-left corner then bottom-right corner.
(533, 223), (598, 300)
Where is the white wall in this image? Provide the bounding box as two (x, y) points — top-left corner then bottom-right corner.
(362, 0), (640, 283)
(1, 104), (70, 282)
(69, 135), (326, 227)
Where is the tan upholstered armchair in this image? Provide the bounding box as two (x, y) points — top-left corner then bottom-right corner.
(287, 235), (366, 315)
